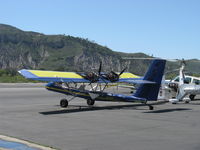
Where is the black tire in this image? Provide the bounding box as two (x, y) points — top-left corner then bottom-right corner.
(189, 94), (196, 100)
(149, 105), (154, 110)
(60, 99), (68, 108)
(87, 99), (95, 106)
(185, 100), (190, 104)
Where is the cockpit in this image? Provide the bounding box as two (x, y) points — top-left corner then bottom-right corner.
(172, 76), (200, 85)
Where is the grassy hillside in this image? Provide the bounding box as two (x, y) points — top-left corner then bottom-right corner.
(0, 24), (200, 82)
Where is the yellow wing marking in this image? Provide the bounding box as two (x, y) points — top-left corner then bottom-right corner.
(28, 70), (138, 79)
(119, 73), (139, 78)
(29, 70), (83, 79)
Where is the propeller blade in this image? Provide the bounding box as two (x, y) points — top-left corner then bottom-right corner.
(119, 66), (127, 76)
(98, 61), (102, 75)
(99, 75), (108, 83)
(111, 71), (118, 76)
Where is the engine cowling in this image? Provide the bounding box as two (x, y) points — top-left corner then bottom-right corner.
(104, 72), (119, 82)
(84, 72), (99, 82)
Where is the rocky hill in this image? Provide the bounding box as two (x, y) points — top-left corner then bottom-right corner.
(0, 24), (200, 77)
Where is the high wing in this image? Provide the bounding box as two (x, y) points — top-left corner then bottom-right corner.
(18, 69), (142, 83)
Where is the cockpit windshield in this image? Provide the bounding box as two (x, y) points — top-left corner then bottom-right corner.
(172, 76), (192, 84)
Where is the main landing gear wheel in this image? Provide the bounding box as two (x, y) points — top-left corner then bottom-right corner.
(184, 100), (190, 104)
(189, 94), (196, 100)
(60, 99), (68, 108)
(87, 99), (95, 106)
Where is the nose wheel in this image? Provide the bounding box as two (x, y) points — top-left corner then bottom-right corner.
(60, 99), (68, 108)
(189, 94), (196, 100)
(148, 105), (154, 110)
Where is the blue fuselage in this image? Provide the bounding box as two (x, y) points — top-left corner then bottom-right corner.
(45, 82), (147, 103)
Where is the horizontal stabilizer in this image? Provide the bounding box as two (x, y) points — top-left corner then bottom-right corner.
(122, 80), (156, 84)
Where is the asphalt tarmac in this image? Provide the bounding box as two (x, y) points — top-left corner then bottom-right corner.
(0, 83), (200, 150)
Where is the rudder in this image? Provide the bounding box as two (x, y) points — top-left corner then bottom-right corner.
(134, 59), (166, 101)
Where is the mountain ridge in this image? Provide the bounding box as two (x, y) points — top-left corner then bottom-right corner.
(0, 24), (200, 77)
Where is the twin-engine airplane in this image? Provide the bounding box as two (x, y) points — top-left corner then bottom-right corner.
(18, 59), (166, 110)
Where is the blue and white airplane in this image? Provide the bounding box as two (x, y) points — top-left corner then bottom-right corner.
(19, 59), (166, 110)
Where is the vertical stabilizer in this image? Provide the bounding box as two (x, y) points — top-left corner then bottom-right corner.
(179, 64), (185, 86)
(134, 59), (166, 101)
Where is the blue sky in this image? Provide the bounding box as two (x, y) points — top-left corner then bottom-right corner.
(0, 0), (200, 59)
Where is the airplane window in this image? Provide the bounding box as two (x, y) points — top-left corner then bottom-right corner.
(174, 77), (179, 82)
(193, 79), (200, 85)
(184, 77), (191, 84)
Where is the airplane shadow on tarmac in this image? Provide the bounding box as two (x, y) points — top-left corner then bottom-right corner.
(39, 101), (176, 115)
(143, 108), (192, 113)
(187, 99), (200, 105)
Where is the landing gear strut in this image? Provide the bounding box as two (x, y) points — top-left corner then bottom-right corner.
(60, 99), (68, 108)
(87, 99), (95, 106)
(142, 101), (153, 110)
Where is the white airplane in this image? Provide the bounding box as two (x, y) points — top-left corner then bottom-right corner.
(169, 63), (200, 104)
(122, 57), (200, 101)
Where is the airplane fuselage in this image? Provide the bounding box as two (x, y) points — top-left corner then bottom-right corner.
(45, 82), (147, 103)
(181, 84), (200, 95)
